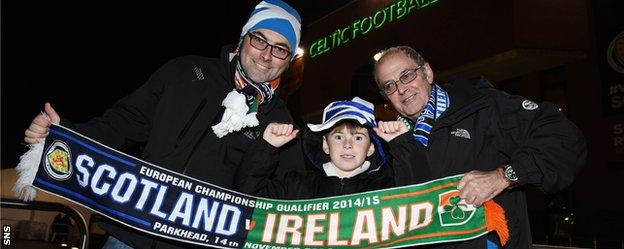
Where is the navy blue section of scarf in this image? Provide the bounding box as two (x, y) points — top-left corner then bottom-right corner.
(399, 84), (450, 147)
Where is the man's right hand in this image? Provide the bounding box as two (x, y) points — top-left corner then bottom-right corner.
(24, 103), (60, 144)
(263, 123), (299, 148)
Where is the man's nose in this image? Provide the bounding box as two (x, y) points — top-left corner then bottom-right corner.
(396, 82), (409, 95)
(260, 47), (272, 61)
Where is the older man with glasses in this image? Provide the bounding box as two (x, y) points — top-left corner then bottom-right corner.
(23, 1), (304, 248)
(373, 46), (587, 249)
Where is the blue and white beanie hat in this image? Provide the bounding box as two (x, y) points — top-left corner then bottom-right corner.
(240, 0), (301, 59)
(303, 97), (388, 170)
(308, 97), (377, 132)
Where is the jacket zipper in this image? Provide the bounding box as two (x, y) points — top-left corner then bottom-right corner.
(180, 116), (213, 175)
(180, 102), (226, 175)
(176, 98), (207, 147)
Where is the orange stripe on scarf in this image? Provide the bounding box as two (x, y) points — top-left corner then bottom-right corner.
(257, 77), (280, 103)
(234, 73), (280, 105)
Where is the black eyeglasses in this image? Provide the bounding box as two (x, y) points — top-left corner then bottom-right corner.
(379, 64), (424, 95)
(247, 33), (291, 60)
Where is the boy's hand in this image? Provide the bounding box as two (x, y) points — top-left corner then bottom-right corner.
(373, 121), (408, 142)
(263, 123), (299, 148)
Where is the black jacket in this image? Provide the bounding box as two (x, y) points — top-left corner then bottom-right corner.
(409, 76), (586, 249)
(61, 46), (304, 249)
(236, 129), (429, 199)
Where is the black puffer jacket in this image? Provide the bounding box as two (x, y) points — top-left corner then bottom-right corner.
(408, 76), (587, 249)
(61, 46), (304, 249)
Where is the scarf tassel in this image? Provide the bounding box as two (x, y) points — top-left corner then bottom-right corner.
(12, 141), (44, 201)
(484, 200), (509, 246)
(212, 90), (259, 138)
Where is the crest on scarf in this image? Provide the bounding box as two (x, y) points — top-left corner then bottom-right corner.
(437, 190), (476, 226)
(44, 140), (73, 181)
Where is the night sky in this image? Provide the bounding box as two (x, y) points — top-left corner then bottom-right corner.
(1, 1), (350, 168)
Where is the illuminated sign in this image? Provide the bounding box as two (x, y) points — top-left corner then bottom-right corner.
(309, 0), (440, 59)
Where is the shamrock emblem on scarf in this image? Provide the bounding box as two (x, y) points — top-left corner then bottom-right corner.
(442, 196), (468, 220)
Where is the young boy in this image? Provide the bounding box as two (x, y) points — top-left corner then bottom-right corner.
(235, 97), (429, 199)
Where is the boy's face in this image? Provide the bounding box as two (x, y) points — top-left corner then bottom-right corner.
(322, 124), (375, 177)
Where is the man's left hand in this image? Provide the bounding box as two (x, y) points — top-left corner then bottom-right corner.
(374, 121), (408, 142)
(457, 168), (511, 207)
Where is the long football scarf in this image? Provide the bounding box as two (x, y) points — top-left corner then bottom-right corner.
(14, 124), (507, 248)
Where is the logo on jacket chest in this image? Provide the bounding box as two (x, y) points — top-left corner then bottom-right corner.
(450, 128), (471, 139)
(242, 128), (261, 140)
(522, 99), (538, 110)
(193, 67), (204, 81)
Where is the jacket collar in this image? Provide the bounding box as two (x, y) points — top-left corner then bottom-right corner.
(322, 161), (371, 179)
(434, 76), (493, 127)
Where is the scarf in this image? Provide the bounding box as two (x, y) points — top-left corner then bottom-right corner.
(234, 59), (279, 113)
(399, 84), (450, 147)
(14, 124), (509, 248)
(211, 58), (280, 138)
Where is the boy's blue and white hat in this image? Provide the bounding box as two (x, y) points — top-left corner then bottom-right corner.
(308, 97), (377, 132)
(241, 0), (301, 59)
(306, 97), (388, 167)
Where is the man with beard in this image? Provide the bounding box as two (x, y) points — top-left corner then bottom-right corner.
(23, 1), (304, 248)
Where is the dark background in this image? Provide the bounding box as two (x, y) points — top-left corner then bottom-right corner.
(1, 1), (351, 168)
(2, 1), (623, 247)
